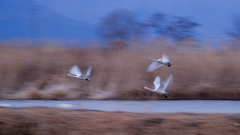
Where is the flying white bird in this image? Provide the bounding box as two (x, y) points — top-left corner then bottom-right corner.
(66, 65), (92, 81)
(143, 75), (173, 98)
(147, 54), (171, 72)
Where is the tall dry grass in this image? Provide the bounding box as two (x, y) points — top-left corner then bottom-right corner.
(0, 39), (240, 100)
(0, 108), (240, 135)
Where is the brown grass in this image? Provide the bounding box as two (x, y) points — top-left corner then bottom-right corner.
(0, 39), (240, 100)
(0, 107), (239, 135)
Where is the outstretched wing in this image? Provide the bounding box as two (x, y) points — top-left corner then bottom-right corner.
(85, 66), (92, 77)
(69, 65), (82, 76)
(147, 61), (164, 72)
(162, 54), (169, 63)
(153, 76), (161, 90)
(159, 74), (173, 92)
(81, 66), (92, 77)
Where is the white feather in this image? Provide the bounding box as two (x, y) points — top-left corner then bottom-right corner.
(147, 61), (164, 72)
(156, 74), (173, 93)
(69, 65), (82, 76)
(161, 54), (169, 63)
(85, 66), (92, 77)
(153, 76), (161, 90)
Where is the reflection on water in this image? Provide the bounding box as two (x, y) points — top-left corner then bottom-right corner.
(0, 100), (239, 113)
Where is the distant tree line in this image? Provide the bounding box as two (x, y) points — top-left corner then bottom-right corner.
(97, 10), (200, 41)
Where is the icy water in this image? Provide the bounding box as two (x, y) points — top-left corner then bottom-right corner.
(0, 100), (240, 113)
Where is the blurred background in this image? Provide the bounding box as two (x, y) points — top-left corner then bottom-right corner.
(0, 0), (240, 100)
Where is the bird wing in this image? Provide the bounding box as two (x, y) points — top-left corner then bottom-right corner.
(153, 76), (161, 90)
(69, 65), (82, 76)
(158, 74), (173, 92)
(82, 66), (92, 77)
(162, 54), (169, 63)
(86, 66), (92, 77)
(147, 61), (164, 72)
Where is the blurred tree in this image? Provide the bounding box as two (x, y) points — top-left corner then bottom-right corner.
(97, 10), (145, 41)
(148, 13), (167, 35)
(164, 17), (200, 40)
(149, 14), (200, 40)
(226, 16), (240, 38)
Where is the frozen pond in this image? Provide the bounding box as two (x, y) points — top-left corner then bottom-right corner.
(0, 100), (240, 113)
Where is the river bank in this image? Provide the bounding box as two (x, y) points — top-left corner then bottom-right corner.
(0, 107), (239, 135)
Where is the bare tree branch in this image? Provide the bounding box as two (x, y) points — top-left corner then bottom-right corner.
(96, 10), (145, 41)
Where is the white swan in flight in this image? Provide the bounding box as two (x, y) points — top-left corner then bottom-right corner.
(66, 65), (92, 81)
(143, 75), (173, 98)
(147, 54), (171, 72)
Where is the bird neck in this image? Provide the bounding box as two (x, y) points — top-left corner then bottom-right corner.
(148, 58), (157, 61)
(144, 87), (154, 91)
(67, 74), (78, 78)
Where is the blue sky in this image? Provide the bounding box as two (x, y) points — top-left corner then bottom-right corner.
(34, 0), (240, 39)
(1, 0), (240, 40)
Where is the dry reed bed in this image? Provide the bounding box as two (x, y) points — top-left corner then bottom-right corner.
(0, 39), (240, 100)
(0, 107), (240, 135)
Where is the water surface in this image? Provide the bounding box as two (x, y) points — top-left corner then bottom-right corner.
(0, 100), (239, 113)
